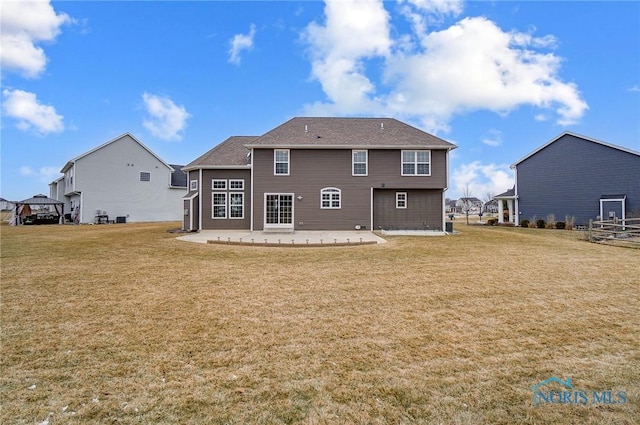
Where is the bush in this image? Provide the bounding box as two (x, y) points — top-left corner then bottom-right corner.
(565, 215), (575, 230)
(536, 219), (546, 229)
(555, 221), (566, 229)
(545, 214), (556, 229)
(520, 219), (530, 228)
(486, 218), (498, 226)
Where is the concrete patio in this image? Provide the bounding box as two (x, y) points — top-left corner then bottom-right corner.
(177, 230), (387, 246)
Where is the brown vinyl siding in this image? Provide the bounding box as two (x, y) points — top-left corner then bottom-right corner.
(252, 148), (447, 230)
(373, 189), (443, 230)
(201, 169), (251, 230)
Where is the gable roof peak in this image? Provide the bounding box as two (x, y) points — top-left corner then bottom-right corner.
(512, 131), (640, 167)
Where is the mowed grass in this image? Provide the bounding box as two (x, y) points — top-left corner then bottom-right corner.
(1, 222), (638, 424)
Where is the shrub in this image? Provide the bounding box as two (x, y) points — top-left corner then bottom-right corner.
(565, 215), (575, 230)
(545, 214), (556, 229)
(555, 221), (566, 229)
(520, 219), (530, 228)
(536, 219), (546, 229)
(486, 218), (498, 226)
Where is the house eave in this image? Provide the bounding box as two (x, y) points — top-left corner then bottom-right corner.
(244, 144), (456, 150)
(182, 165), (251, 172)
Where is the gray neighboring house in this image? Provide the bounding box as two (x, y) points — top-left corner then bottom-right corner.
(183, 117), (457, 232)
(511, 132), (640, 226)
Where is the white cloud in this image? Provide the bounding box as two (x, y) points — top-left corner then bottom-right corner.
(228, 24), (256, 65)
(302, 0), (391, 114)
(302, 1), (588, 132)
(481, 129), (502, 147)
(451, 161), (513, 199)
(628, 85), (640, 93)
(19, 165), (60, 182)
(0, 0), (72, 78)
(142, 93), (190, 141)
(399, 0), (464, 39)
(2, 89), (64, 134)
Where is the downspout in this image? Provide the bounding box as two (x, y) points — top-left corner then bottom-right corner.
(443, 148), (450, 232)
(250, 148), (254, 232)
(198, 168), (203, 231)
(370, 187), (373, 231)
(513, 165), (519, 225)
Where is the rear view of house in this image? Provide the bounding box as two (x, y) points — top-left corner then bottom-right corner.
(183, 117), (456, 232)
(512, 132), (640, 226)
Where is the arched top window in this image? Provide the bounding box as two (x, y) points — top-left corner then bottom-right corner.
(320, 187), (341, 209)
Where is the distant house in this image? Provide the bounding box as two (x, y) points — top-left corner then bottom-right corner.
(510, 132), (640, 226)
(182, 117), (457, 232)
(456, 197), (482, 214)
(49, 133), (187, 224)
(483, 199), (499, 214)
(445, 199), (458, 214)
(0, 197), (15, 211)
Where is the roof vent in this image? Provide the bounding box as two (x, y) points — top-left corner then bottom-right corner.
(381, 122), (384, 129)
(305, 125), (308, 133)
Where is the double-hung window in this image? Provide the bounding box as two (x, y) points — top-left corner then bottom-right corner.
(401, 150), (431, 176)
(321, 187), (341, 209)
(274, 149), (290, 175)
(229, 193), (244, 219)
(212, 193), (227, 218)
(352, 150), (368, 176)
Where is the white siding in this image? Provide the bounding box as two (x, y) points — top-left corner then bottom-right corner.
(72, 134), (184, 223)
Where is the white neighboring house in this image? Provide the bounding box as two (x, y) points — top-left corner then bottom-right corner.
(49, 133), (187, 224)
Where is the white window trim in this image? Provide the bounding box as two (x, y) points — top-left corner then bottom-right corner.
(212, 192), (227, 219)
(190, 180), (198, 191)
(139, 171), (151, 182)
(396, 192), (407, 209)
(352, 149), (368, 176)
(229, 179), (244, 190)
(212, 179), (227, 190)
(229, 192), (244, 219)
(401, 150), (431, 176)
(274, 149), (290, 176)
(320, 187), (341, 209)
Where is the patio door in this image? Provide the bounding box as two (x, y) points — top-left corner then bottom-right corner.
(264, 194), (293, 228)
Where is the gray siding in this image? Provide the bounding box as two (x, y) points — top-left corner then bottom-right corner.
(516, 134), (640, 225)
(252, 148), (447, 230)
(373, 189), (443, 230)
(200, 169), (251, 230)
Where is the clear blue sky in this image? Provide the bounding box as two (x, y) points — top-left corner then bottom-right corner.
(2, 0), (639, 202)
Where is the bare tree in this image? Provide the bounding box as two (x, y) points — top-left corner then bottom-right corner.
(461, 185), (473, 225)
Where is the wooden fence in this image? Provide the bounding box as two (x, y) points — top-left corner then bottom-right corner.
(588, 218), (640, 248)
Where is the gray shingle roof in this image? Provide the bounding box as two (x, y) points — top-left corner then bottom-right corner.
(245, 117), (456, 149)
(169, 164), (187, 187)
(184, 136), (256, 170)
